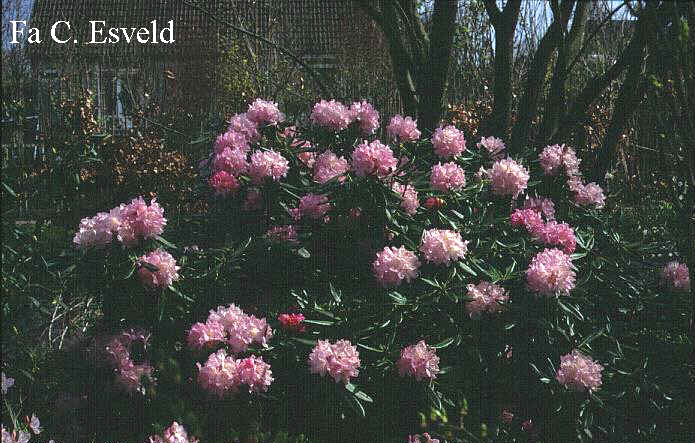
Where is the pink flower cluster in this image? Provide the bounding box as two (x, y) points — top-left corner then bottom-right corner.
(387, 115), (421, 142)
(291, 193), (331, 221)
(213, 146), (248, 176)
(407, 433), (439, 443)
(310, 99), (353, 131)
(308, 339), (361, 384)
(397, 341), (440, 381)
(466, 281), (509, 317)
(476, 136), (506, 160)
(535, 221), (577, 255)
(432, 125), (466, 158)
(510, 209), (544, 233)
(392, 182), (419, 215)
(278, 313), (305, 332)
(512, 196), (576, 254)
(209, 170), (240, 196)
(538, 144), (606, 208)
(197, 349), (273, 396)
(214, 130), (249, 154)
(105, 329), (155, 395)
(266, 225), (298, 243)
(313, 150), (349, 184)
(419, 229), (469, 266)
(73, 196), (166, 249)
(138, 248), (180, 288)
(555, 349), (603, 392)
(372, 246), (421, 287)
(522, 196), (556, 221)
(489, 158), (529, 198)
(352, 140), (398, 178)
(661, 261), (690, 292)
(249, 149), (290, 184)
(187, 304), (273, 353)
(228, 112), (260, 144)
(430, 162), (466, 191)
(350, 100), (380, 135)
(148, 421), (199, 443)
(569, 178), (606, 209)
(246, 98), (285, 126)
(526, 248), (576, 296)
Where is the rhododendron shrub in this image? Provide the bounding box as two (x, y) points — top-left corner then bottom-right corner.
(54, 98), (692, 443)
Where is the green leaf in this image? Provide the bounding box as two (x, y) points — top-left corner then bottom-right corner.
(154, 235), (178, 249)
(431, 337), (455, 349)
(297, 248), (311, 259)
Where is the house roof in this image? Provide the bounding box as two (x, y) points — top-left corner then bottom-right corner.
(28, 0), (225, 63)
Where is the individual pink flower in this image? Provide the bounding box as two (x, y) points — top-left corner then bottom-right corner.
(73, 213), (114, 249)
(310, 99), (354, 131)
(246, 98), (285, 125)
(2, 428), (30, 443)
(266, 225), (298, 243)
(228, 112), (260, 143)
(387, 115), (421, 142)
(105, 329), (155, 395)
(352, 140), (398, 178)
(209, 171), (240, 196)
(278, 313), (306, 332)
(430, 162), (466, 192)
(372, 246), (421, 287)
(432, 125), (466, 158)
(212, 147), (249, 176)
(476, 136), (505, 160)
(466, 281), (509, 317)
(522, 196), (556, 221)
(556, 349), (603, 392)
(539, 144), (581, 177)
(138, 249), (180, 288)
(350, 100), (380, 135)
(213, 130), (250, 154)
(27, 414), (41, 435)
(197, 348), (240, 397)
(313, 150), (350, 184)
(243, 189), (263, 211)
(572, 181), (606, 209)
(160, 421), (197, 443)
(392, 182), (419, 215)
(397, 341), (440, 381)
(248, 150), (289, 184)
(1, 372), (14, 394)
(661, 261), (690, 292)
(294, 194), (331, 220)
(489, 158), (529, 198)
(187, 321), (226, 350)
(308, 339), (361, 384)
(407, 433), (440, 443)
(510, 208), (544, 234)
(419, 229), (469, 266)
(119, 196), (167, 243)
(237, 355), (274, 393)
(536, 221), (576, 254)
(526, 248), (576, 296)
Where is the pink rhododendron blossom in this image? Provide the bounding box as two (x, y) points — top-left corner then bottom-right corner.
(1, 372), (14, 394)
(27, 414), (41, 435)
(198, 304), (273, 354)
(522, 196), (556, 221)
(105, 329), (155, 395)
(310, 99), (354, 131)
(266, 225), (298, 243)
(197, 348), (240, 397)
(278, 313), (305, 332)
(510, 209), (544, 234)
(308, 339), (361, 384)
(209, 171), (240, 196)
(214, 130), (249, 154)
(294, 194), (331, 220)
(187, 321), (226, 350)
(352, 140), (398, 178)
(243, 189), (263, 211)
(387, 115), (421, 142)
(236, 355), (274, 393)
(432, 125), (466, 158)
(138, 249), (180, 288)
(397, 341), (440, 381)
(430, 162), (466, 191)
(539, 144), (581, 177)
(246, 98), (284, 125)
(556, 349), (604, 392)
(350, 100), (380, 135)
(228, 112), (260, 143)
(248, 150), (289, 184)
(392, 182), (419, 215)
(372, 246), (421, 286)
(2, 428), (30, 443)
(466, 281), (509, 317)
(489, 158), (529, 198)
(212, 147), (249, 176)
(419, 229), (469, 265)
(477, 136), (505, 160)
(407, 433), (440, 443)
(661, 261), (690, 292)
(313, 150), (349, 184)
(526, 248), (576, 296)
(536, 221), (577, 254)
(156, 421), (199, 443)
(73, 212), (114, 249)
(572, 181), (606, 208)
